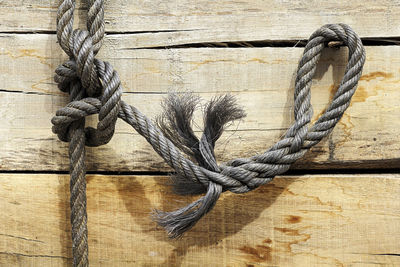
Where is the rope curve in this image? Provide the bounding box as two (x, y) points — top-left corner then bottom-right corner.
(52, 0), (365, 264)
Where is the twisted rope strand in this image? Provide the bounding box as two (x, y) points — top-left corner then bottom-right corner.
(68, 118), (88, 267)
(55, 0), (106, 265)
(66, 80), (88, 267)
(53, 0), (366, 263)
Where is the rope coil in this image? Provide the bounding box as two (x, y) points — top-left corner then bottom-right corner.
(52, 0), (366, 265)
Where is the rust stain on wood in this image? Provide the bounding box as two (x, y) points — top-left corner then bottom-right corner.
(274, 227), (312, 254)
(239, 244), (272, 263)
(274, 227), (301, 236)
(249, 58), (286, 64)
(285, 215), (302, 224)
(263, 238), (272, 244)
(352, 85), (369, 103)
(328, 84), (338, 99)
(335, 71), (395, 147)
(337, 113), (355, 146)
(359, 71), (393, 82)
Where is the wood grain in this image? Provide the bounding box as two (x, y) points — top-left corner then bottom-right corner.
(1, 2), (399, 267)
(0, 173), (399, 266)
(1, 34), (400, 171)
(1, 1), (400, 48)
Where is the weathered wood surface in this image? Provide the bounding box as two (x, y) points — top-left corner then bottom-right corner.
(1, 1), (400, 48)
(0, 1), (399, 267)
(1, 34), (400, 171)
(0, 174), (399, 266)
(1, 1), (400, 267)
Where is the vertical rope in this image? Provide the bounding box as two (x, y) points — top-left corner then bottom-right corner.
(67, 80), (88, 266)
(56, 1), (106, 265)
(69, 119), (88, 266)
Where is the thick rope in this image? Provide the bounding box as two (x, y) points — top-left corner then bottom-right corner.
(56, 1), (105, 266)
(52, 0), (366, 263)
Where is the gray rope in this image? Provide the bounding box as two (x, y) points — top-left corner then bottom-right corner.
(52, 0), (366, 262)
(56, 0), (106, 266)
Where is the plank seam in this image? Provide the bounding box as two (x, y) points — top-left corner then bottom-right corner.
(1, 169), (400, 176)
(1, 32), (399, 48)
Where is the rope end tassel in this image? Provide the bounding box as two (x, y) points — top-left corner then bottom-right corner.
(52, 0), (365, 263)
(153, 93), (246, 238)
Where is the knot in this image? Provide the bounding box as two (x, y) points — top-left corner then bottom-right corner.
(55, 1), (106, 265)
(156, 93), (247, 188)
(155, 93), (271, 194)
(52, 57), (122, 147)
(55, 29), (101, 97)
(153, 93), (245, 237)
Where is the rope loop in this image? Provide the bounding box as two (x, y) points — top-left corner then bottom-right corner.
(147, 23), (365, 237)
(57, 0), (104, 57)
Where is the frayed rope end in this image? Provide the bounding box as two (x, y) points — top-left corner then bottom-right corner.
(151, 183), (222, 238)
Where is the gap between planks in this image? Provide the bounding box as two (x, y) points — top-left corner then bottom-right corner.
(1, 32), (400, 49)
(1, 168), (400, 176)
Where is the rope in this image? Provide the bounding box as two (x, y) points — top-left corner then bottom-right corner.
(55, 1), (105, 266)
(52, 0), (365, 264)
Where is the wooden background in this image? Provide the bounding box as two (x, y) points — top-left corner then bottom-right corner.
(1, 1), (399, 266)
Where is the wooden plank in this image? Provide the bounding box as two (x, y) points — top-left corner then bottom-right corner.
(0, 173), (399, 266)
(1, 1), (400, 47)
(1, 34), (400, 171)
